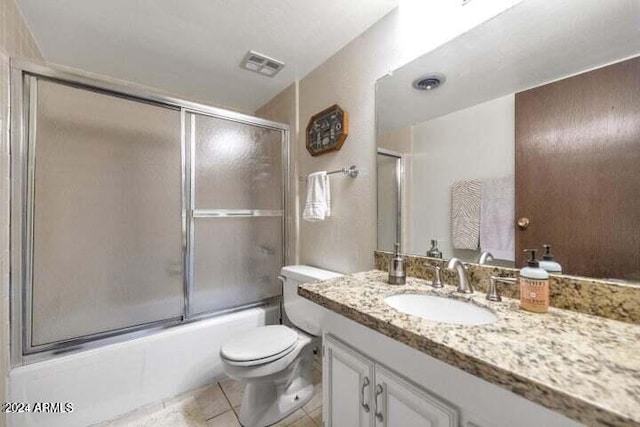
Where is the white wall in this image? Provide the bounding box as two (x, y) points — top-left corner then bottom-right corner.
(258, 0), (522, 273)
(409, 95), (515, 259)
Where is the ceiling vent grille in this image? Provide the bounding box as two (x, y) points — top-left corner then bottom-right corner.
(240, 50), (285, 77)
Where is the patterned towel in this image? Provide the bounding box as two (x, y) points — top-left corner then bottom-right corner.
(451, 180), (482, 250)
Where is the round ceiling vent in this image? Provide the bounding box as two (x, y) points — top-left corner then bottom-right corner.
(412, 74), (446, 91)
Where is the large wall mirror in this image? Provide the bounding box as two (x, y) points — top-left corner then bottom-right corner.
(376, 0), (640, 282)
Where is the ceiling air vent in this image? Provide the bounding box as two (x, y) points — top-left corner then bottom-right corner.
(240, 50), (285, 77)
(412, 74), (446, 91)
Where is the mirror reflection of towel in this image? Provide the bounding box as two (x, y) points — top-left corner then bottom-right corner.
(480, 176), (515, 261)
(303, 172), (331, 222)
(451, 180), (482, 250)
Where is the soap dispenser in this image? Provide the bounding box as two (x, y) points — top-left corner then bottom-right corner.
(427, 239), (443, 259)
(539, 244), (562, 274)
(389, 243), (406, 285)
(519, 249), (549, 313)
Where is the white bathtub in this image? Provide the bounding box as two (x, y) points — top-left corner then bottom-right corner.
(8, 304), (279, 427)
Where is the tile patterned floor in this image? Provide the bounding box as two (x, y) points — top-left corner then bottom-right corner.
(98, 357), (323, 427)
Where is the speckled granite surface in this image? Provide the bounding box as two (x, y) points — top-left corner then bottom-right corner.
(299, 270), (640, 427)
(375, 251), (640, 324)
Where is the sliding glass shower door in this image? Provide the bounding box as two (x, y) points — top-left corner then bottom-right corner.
(12, 63), (287, 359)
(29, 79), (185, 347)
(189, 113), (284, 316)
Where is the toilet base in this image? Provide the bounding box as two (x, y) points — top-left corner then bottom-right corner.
(237, 343), (315, 427)
(239, 380), (314, 427)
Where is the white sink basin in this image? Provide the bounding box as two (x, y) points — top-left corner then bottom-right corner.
(384, 293), (498, 325)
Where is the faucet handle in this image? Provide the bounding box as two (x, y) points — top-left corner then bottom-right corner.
(425, 264), (443, 288)
(487, 276), (517, 302)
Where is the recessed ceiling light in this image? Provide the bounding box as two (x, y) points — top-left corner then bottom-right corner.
(412, 74), (446, 91)
(240, 50), (285, 78)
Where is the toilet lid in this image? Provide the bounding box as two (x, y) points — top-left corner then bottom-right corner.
(221, 325), (298, 363)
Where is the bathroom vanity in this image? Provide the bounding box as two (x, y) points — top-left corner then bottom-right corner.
(299, 271), (640, 427)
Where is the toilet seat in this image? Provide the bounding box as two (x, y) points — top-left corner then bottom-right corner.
(221, 325), (299, 367)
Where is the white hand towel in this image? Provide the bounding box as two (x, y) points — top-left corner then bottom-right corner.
(303, 171), (331, 222)
(451, 180), (482, 250)
(480, 176), (515, 261)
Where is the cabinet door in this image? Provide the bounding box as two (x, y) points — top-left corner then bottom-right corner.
(374, 365), (459, 427)
(323, 335), (375, 427)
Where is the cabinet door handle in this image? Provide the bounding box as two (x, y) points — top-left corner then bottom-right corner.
(361, 376), (370, 412)
(374, 384), (384, 422)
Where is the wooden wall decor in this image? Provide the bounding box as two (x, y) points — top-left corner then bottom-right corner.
(306, 104), (349, 156)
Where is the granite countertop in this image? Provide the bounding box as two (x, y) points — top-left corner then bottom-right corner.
(299, 270), (640, 427)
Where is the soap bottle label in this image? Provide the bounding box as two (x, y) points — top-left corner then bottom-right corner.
(520, 278), (549, 313)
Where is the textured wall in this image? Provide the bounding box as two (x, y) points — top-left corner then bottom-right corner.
(257, 0), (522, 274)
(0, 0), (41, 59)
(296, 12), (403, 273)
(0, 0), (42, 425)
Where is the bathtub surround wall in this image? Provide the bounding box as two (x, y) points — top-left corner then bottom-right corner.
(374, 251), (640, 324)
(256, 1), (523, 273)
(0, 1), (42, 426)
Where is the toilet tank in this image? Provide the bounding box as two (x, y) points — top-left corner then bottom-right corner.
(280, 265), (343, 336)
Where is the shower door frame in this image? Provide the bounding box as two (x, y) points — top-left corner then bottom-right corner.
(9, 60), (290, 365)
(376, 148), (403, 251)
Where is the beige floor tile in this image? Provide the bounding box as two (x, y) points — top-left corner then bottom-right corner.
(194, 384), (231, 419)
(97, 376), (322, 427)
(205, 410), (240, 427)
(273, 408), (306, 426)
(287, 414), (316, 427)
(302, 385), (322, 413)
(219, 378), (245, 407)
(308, 407), (321, 427)
(112, 397), (207, 427)
(312, 368), (322, 385)
(95, 402), (164, 426)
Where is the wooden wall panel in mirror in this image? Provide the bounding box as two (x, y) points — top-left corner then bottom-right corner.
(515, 57), (640, 281)
(375, 0), (640, 282)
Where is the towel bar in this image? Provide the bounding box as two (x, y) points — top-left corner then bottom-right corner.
(299, 165), (358, 181)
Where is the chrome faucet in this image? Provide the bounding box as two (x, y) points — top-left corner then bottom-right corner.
(447, 258), (473, 293)
(478, 251), (494, 265)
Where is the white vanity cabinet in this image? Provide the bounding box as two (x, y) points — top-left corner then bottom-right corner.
(323, 334), (459, 427)
(322, 335), (375, 427)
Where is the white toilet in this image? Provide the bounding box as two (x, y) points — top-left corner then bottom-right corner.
(220, 265), (342, 427)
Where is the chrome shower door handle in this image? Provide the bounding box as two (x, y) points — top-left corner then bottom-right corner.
(374, 384), (384, 422)
(361, 376), (370, 412)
